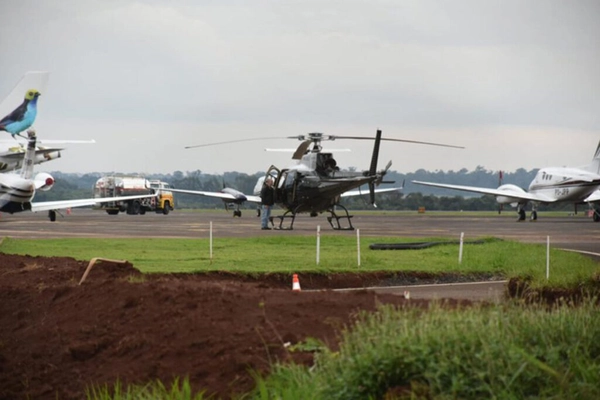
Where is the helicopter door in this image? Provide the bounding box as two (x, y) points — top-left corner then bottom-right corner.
(265, 166), (285, 203)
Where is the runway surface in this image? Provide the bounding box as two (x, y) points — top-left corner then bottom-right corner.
(1, 209), (598, 301)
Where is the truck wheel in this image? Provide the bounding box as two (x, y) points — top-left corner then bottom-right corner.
(163, 201), (170, 215)
(106, 210), (119, 215)
(139, 208), (146, 215)
(127, 201), (141, 215)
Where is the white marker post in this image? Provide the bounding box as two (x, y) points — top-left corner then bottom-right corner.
(316, 225), (321, 265)
(209, 221), (213, 262)
(357, 228), (361, 267)
(546, 235), (550, 280)
(458, 232), (464, 264)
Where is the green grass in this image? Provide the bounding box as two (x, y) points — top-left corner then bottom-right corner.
(87, 378), (205, 400)
(255, 298), (600, 399)
(1, 236), (598, 289)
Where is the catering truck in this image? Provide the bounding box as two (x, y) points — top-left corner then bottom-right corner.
(93, 176), (174, 215)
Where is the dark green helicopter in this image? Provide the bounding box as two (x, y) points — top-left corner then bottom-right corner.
(261, 129), (461, 230)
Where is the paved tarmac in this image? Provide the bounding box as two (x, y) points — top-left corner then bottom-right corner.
(1, 209), (598, 301)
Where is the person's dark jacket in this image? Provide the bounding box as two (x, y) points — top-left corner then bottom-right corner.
(260, 184), (275, 206)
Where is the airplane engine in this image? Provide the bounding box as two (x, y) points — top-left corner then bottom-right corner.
(34, 172), (55, 191)
(495, 184), (527, 205)
(35, 149), (62, 164)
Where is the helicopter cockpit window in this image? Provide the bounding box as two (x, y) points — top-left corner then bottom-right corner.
(284, 171), (296, 189)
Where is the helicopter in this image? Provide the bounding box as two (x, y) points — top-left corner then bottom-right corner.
(183, 129), (462, 230)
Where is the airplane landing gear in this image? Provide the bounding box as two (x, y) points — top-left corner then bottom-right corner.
(517, 209), (526, 222)
(48, 210), (56, 222)
(233, 210), (242, 217)
(530, 211), (538, 221)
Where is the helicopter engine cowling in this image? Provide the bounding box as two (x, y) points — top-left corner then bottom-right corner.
(495, 184), (527, 206)
(34, 172), (55, 191)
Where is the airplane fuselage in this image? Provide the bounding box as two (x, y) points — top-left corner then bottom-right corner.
(0, 173), (35, 213)
(528, 167), (600, 203)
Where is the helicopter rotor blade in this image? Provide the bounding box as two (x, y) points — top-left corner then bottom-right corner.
(376, 160), (393, 186)
(185, 136), (282, 149)
(331, 135), (464, 149)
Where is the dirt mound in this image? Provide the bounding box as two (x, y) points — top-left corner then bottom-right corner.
(0, 254), (476, 399)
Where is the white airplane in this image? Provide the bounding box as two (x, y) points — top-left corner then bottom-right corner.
(412, 141), (600, 222)
(169, 177), (402, 217)
(1, 129), (156, 221)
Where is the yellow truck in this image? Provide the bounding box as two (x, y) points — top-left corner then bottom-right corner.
(93, 176), (174, 215)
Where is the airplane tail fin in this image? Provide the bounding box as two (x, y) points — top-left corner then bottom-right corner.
(0, 72), (49, 119)
(20, 129), (37, 179)
(583, 140), (600, 174)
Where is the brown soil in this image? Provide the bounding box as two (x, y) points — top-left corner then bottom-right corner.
(5, 253), (588, 400)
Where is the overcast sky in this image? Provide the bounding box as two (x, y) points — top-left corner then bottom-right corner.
(1, 0), (599, 176)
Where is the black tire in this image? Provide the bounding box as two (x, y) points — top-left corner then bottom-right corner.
(593, 212), (600, 222)
(48, 210), (56, 222)
(517, 209), (526, 221)
(127, 201), (141, 215)
(139, 208), (146, 215)
(530, 211), (538, 221)
(106, 210), (119, 215)
(162, 201), (170, 215)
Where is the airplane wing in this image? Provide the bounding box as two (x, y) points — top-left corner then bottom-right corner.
(341, 187), (403, 198)
(411, 181), (555, 203)
(169, 188), (263, 204)
(244, 195), (262, 203)
(168, 188), (238, 201)
(1, 148), (63, 158)
(30, 193), (157, 213)
(584, 191), (600, 203)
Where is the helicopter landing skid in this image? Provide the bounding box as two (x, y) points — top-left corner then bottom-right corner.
(270, 210), (297, 230)
(326, 205), (354, 230)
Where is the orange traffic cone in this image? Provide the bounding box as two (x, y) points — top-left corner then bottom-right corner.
(292, 274), (301, 291)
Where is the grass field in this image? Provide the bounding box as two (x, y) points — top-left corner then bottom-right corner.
(1, 235), (598, 289)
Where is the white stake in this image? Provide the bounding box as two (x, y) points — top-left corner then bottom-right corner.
(357, 228), (361, 267)
(316, 225), (321, 265)
(210, 221), (213, 261)
(546, 235), (550, 280)
(458, 232), (464, 264)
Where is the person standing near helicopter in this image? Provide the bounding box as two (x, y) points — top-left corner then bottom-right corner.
(260, 177), (275, 230)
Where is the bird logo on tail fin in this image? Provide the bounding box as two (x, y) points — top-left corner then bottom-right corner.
(0, 89), (41, 139)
